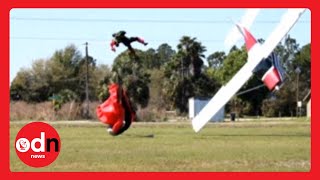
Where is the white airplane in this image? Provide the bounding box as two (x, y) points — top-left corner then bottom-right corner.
(192, 8), (306, 133)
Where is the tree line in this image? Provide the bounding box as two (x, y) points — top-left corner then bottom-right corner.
(10, 35), (310, 118)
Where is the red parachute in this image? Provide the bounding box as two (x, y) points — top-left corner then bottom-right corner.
(96, 83), (136, 136)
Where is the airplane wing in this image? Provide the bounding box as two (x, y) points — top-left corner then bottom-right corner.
(192, 8), (306, 132)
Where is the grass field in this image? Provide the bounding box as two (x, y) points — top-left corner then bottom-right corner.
(10, 119), (310, 172)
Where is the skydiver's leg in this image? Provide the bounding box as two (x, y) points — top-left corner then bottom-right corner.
(127, 46), (137, 57)
(129, 37), (148, 46)
(122, 89), (136, 123)
(108, 119), (125, 136)
(116, 90), (135, 135)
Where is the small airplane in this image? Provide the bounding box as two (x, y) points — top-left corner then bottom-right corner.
(192, 8), (306, 132)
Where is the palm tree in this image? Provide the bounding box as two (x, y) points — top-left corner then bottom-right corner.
(177, 36), (206, 77)
(162, 36), (216, 114)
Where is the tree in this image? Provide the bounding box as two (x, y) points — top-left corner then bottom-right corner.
(268, 43), (309, 117)
(274, 35), (300, 72)
(213, 46), (246, 84)
(292, 43), (310, 91)
(162, 36), (218, 114)
(156, 43), (176, 68)
(95, 65), (113, 101)
(177, 36), (206, 77)
(207, 51), (226, 69)
(140, 48), (157, 69)
(111, 49), (151, 109)
(45, 44), (84, 101)
(261, 37), (310, 117)
(10, 69), (34, 101)
(10, 59), (53, 102)
(212, 45), (270, 116)
(138, 44), (176, 70)
(72, 55), (97, 102)
(10, 44), (101, 104)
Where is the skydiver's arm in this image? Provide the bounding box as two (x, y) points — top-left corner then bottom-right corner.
(110, 40), (118, 52)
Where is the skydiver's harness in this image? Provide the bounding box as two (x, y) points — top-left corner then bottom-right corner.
(113, 31), (130, 46)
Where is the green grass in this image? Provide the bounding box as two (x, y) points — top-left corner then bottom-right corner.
(10, 119), (310, 172)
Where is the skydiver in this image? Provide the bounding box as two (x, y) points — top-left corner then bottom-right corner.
(110, 30), (148, 56)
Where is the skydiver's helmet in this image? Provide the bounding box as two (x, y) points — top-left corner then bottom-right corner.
(112, 33), (117, 37)
(119, 31), (126, 36)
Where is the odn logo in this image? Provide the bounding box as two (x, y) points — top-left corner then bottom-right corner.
(15, 122), (61, 167)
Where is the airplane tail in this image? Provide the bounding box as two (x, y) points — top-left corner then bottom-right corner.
(236, 24), (257, 52)
(224, 9), (260, 50)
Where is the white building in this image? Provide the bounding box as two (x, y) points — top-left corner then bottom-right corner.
(189, 97), (225, 122)
(303, 90), (311, 118)
(307, 99), (311, 118)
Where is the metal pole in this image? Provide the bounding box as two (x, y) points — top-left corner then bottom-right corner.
(295, 67), (300, 117)
(297, 72), (300, 117)
(85, 42), (90, 119)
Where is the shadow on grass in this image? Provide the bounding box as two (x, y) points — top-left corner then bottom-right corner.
(195, 133), (310, 139)
(120, 133), (155, 138)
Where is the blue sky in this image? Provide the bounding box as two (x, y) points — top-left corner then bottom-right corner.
(10, 8), (311, 83)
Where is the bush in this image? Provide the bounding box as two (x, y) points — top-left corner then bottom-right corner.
(10, 101), (55, 121)
(10, 101), (172, 122)
(10, 101), (101, 121)
(261, 99), (283, 117)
